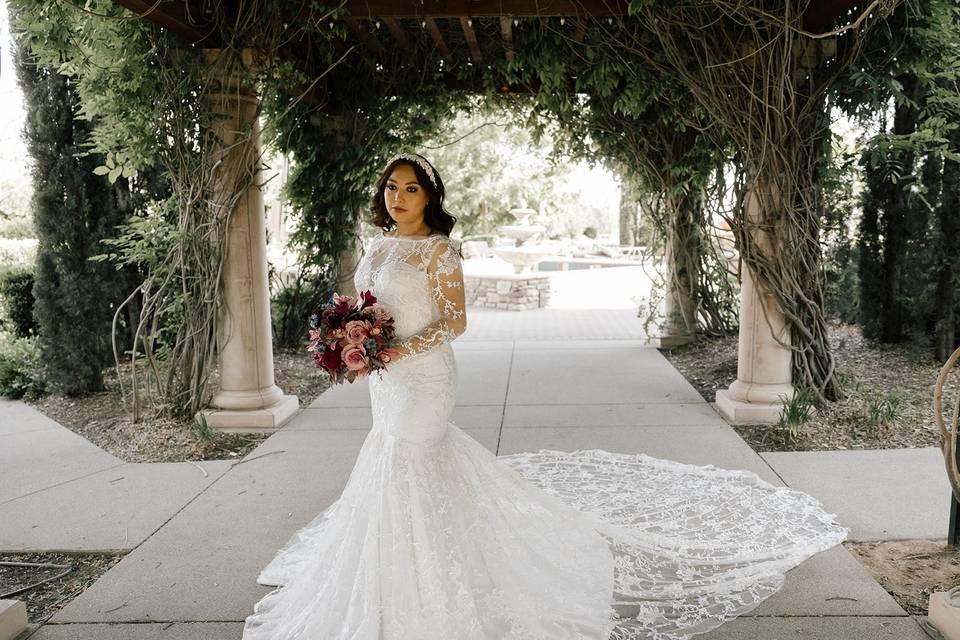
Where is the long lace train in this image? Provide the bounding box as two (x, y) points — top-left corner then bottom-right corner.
(243, 419), (847, 640)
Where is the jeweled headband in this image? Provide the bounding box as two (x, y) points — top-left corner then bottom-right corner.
(385, 152), (437, 189)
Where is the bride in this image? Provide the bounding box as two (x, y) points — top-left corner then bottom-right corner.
(242, 152), (848, 640)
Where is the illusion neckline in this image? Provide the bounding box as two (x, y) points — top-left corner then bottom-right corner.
(380, 230), (443, 241)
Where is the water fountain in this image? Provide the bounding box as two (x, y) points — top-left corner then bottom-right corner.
(493, 207), (554, 274)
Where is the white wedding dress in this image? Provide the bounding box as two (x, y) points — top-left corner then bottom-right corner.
(242, 230), (849, 640)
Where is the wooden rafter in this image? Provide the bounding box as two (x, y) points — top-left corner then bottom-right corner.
(343, 17), (385, 56)
(499, 17), (515, 62)
(573, 18), (587, 43)
(342, 0), (630, 19)
(424, 17), (452, 62)
(383, 17), (413, 56)
(112, 0), (868, 50)
(113, 0), (218, 45)
(460, 17), (483, 64)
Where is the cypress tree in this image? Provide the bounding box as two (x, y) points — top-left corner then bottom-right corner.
(12, 18), (136, 395)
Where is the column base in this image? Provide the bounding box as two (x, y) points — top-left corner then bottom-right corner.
(930, 590), (960, 640)
(0, 599), (27, 640)
(196, 394), (300, 434)
(649, 333), (695, 348)
(716, 386), (791, 425)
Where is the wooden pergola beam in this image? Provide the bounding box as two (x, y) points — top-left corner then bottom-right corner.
(113, 0), (218, 45)
(113, 1), (867, 47)
(343, 17), (386, 56)
(383, 17), (414, 56)
(499, 17), (515, 62)
(342, 0), (630, 19)
(460, 17), (483, 64)
(424, 17), (452, 62)
(573, 18), (587, 43)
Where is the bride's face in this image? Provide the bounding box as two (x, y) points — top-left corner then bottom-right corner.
(384, 163), (429, 226)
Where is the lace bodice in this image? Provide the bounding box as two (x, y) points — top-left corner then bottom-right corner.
(353, 230), (466, 361)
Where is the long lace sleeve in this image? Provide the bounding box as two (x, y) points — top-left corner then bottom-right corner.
(396, 238), (466, 358)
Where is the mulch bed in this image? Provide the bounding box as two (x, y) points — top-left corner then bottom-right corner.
(20, 345), (330, 463)
(661, 321), (957, 617)
(844, 539), (960, 616)
(0, 551), (124, 628)
(659, 321), (945, 452)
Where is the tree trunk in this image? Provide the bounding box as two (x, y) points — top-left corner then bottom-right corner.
(935, 130), (960, 361)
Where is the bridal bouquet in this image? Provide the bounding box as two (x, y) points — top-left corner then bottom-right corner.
(307, 290), (400, 384)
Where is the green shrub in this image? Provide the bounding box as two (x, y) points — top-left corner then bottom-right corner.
(823, 240), (860, 324)
(271, 275), (329, 349)
(0, 330), (47, 398)
(0, 265), (36, 338)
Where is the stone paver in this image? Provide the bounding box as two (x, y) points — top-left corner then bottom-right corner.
(761, 447), (951, 540)
(506, 346), (704, 405)
(460, 307), (648, 341)
(0, 461), (234, 552)
(498, 424), (785, 486)
(27, 617), (931, 640)
(697, 616), (928, 639)
(27, 622), (241, 639)
(503, 402), (725, 428)
(0, 399), (63, 437)
(0, 422), (122, 505)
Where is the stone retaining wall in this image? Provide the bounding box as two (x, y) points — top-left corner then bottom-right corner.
(464, 274), (552, 310)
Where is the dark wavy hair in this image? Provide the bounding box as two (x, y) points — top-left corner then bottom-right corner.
(371, 154), (457, 236)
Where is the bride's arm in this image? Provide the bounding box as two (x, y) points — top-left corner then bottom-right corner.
(392, 238), (467, 361)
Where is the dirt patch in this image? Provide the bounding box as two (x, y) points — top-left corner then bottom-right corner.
(0, 551), (125, 627)
(844, 539), (960, 616)
(20, 346), (331, 463)
(660, 321), (944, 452)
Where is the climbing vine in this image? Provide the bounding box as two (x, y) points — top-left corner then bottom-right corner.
(11, 0), (910, 420)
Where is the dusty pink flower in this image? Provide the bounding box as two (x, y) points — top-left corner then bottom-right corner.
(342, 343), (368, 371)
(344, 320), (368, 345)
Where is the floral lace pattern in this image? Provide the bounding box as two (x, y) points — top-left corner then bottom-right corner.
(353, 231), (466, 362)
(242, 230), (849, 640)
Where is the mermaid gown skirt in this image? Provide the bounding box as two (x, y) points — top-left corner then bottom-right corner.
(241, 233), (848, 639)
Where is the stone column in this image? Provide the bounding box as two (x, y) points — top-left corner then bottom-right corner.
(197, 47), (299, 433)
(715, 181), (794, 424)
(714, 37), (836, 425)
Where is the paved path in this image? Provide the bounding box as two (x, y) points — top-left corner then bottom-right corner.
(1, 307), (941, 639)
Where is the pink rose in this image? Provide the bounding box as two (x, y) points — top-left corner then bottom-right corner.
(344, 320), (368, 345)
(342, 343), (368, 371)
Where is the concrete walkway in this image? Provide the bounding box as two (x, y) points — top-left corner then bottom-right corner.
(1, 308), (941, 639)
